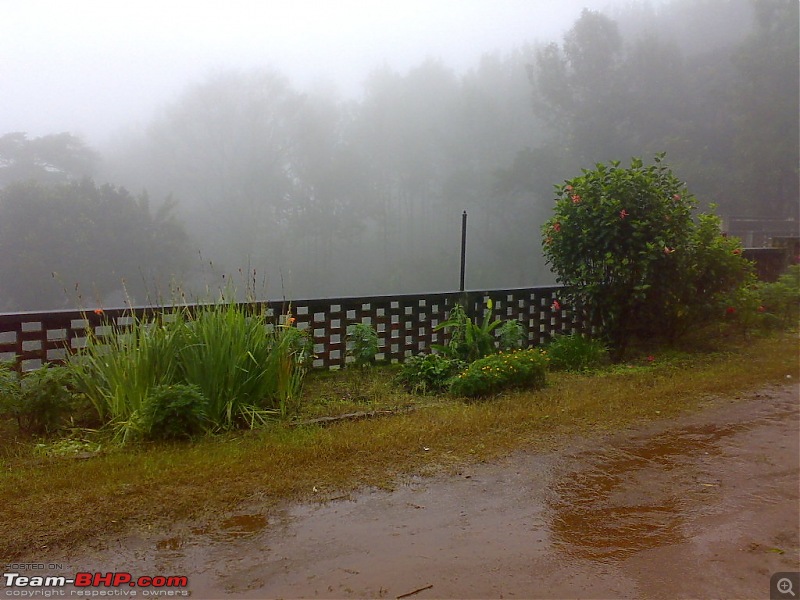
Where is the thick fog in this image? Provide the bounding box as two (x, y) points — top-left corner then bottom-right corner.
(1, 0), (797, 311)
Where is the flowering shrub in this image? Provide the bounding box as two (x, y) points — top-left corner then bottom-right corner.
(542, 154), (751, 359)
(449, 349), (548, 398)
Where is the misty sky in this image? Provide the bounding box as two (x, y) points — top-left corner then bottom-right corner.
(2, 0), (628, 144)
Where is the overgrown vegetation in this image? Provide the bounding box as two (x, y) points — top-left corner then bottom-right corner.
(0, 363), (80, 435)
(66, 303), (309, 443)
(546, 334), (609, 372)
(396, 354), (464, 395)
(1, 334), (796, 561)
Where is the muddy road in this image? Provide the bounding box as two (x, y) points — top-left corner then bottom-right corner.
(59, 384), (798, 598)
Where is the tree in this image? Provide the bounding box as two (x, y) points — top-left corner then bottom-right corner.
(730, 0), (799, 219)
(0, 132), (98, 188)
(0, 179), (191, 310)
(542, 155), (751, 359)
(531, 9), (626, 164)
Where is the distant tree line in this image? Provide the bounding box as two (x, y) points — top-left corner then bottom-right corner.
(1, 0), (797, 311)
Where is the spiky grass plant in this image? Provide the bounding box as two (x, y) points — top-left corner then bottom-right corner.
(69, 303), (308, 441)
(70, 312), (184, 443)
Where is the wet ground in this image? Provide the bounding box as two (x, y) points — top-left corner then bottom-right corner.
(63, 384), (798, 598)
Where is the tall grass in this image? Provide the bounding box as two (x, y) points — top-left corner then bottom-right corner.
(71, 313), (184, 443)
(69, 303), (307, 442)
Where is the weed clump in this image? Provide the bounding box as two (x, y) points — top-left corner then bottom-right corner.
(546, 334), (609, 372)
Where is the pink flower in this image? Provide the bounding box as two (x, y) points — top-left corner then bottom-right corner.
(565, 185), (573, 192)
(673, 194), (681, 201)
(571, 194), (581, 204)
(551, 300), (561, 311)
(552, 222), (561, 232)
(647, 355), (655, 362)
(620, 209), (629, 219)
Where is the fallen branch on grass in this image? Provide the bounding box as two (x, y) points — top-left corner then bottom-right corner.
(289, 406), (418, 428)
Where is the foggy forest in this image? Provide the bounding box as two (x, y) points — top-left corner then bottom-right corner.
(1, 0), (798, 312)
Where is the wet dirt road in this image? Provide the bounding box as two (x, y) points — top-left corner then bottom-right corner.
(65, 384), (798, 599)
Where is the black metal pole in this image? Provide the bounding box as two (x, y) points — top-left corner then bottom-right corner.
(460, 210), (467, 292)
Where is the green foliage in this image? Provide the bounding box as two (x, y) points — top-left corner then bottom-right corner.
(33, 437), (102, 458)
(449, 349), (549, 398)
(721, 265), (800, 336)
(497, 319), (526, 351)
(0, 363), (76, 435)
(143, 384), (208, 440)
(396, 354), (465, 395)
(68, 302), (309, 444)
(546, 334), (608, 372)
(542, 155), (751, 359)
(759, 264), (800, 328)
(434, 301), (501, 362)
(346, 323), (379, 369)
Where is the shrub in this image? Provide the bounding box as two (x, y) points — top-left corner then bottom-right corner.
(449, 349), (549, 398)
(546, 333), (608, 372)
(0, 363), (76, 435)
(347, 323), (379, 368)
(434, 301), (501, 362)
(497, 320), (526, 351)
(542, 154), (751, 359)
(396, 353), (465, 394)
(759, 264), (800, 328)
(143, 384), (208, 440)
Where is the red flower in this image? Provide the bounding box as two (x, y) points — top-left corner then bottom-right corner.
(726, 306), (736, 315)
(552, 222), (561, 232)
(732, 248), (742, 255)
(672, 194), (681, 201)
(571, 194), (581, 204)
(551, 300), (561, 311)
(647, 355), (655, 362)
(93, 308), (103, 315)
(620, 209), (629, 219)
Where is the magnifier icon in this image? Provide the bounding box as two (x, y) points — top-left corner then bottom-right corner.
(778, 577), (796, 597)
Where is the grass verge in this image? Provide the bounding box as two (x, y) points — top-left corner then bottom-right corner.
(1, 333), (797, 560)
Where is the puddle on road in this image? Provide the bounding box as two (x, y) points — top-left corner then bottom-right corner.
(63, 385), (798, 598)
(548, 405), (790, 562)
